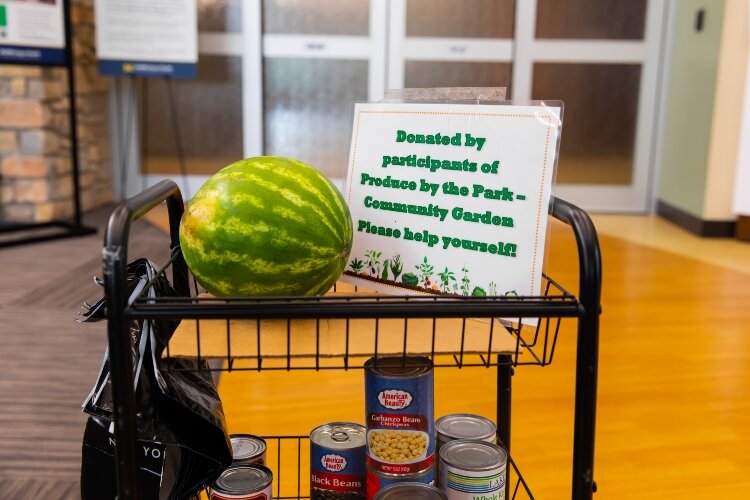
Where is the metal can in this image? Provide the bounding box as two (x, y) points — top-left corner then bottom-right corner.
(439, 439), (507, 500)
(364, 356), (434, 477)
(366, 464), (435, 499)
(310, 422), (367, 500)
(208, 464), (273, 500)
(373, 482), (447, 500)
(435, 414), (496, 476)
(231, 434), (267, 465)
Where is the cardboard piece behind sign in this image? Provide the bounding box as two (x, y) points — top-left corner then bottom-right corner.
(166, 282), (521, 360)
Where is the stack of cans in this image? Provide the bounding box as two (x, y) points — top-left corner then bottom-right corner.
(206, 435), (271, 499)
(435, 414), (496, 476)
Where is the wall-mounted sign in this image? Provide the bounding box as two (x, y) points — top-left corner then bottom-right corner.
(0, 0), (66, 65)
(342, 102), (562, 303)
(95, 0), (197, 78)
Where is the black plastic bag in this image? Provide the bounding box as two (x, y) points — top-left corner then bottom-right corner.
(80, 258), (232, 499)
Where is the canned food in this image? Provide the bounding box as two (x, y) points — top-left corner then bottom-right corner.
(366, 464), (434, 499)
(310, 422), (367, 500)
(208, 464), (273, 500)
(364, 357), (434, 477)
(373, 482), (447, 500)
(231, 434), (267, 465)
(435, 414), (496, 476)
(439, 439), (507, 500)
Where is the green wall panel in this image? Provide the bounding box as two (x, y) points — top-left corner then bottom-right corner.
(659, 0), (725, 217)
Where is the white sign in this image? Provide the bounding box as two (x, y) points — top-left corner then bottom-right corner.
(342, 102), (561, 301)
(0, 0), (65, 65)
(95, 0), (197, 78)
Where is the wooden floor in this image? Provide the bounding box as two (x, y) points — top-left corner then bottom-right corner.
(2, 206), (749, 499)
(206, 215), (750, 499)
(0, 208), (172, 500)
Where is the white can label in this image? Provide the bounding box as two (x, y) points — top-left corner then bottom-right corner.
(440, 461), (506, 500)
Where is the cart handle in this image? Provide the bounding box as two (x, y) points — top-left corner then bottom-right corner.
(549, 197), (602, 499)
(102, 180), (184, 500)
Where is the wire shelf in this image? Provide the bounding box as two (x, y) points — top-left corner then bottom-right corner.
(125, 247), (579, 371)
(258, 436), (533, 499)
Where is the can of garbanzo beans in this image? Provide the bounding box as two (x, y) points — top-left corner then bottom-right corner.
(364, 356), (434, 478)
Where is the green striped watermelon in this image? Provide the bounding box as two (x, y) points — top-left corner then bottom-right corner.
(179, 157), (353, 296)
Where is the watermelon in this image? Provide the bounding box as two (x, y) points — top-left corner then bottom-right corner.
(179, 157), (353, 296)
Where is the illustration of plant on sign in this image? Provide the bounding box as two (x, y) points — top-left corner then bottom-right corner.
(438, 267), (456, 292)
(389, 254), (403, 281)
(488, 281), (498, 296)
(382, 259), (390, 280)
(460, 265), (471, 296)
(364, 250), (382, 277)
(415, 257), (434, 287)
(349, 258), (364, 274)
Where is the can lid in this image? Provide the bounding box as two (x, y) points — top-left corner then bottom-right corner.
(311, 422), (366, 449)
(436, 414), (496, 441)
(373, 482), (447, 500)
(365, 356), (433, 377)
(213, 465), (273, 493)
(230, 435), (266, 461)
(440, 439), (507, 471)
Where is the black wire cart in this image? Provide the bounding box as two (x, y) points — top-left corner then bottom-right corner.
(102, 180), (601, 499)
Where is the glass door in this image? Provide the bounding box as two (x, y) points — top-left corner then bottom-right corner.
(135, 0), (245, 198)
(514, 0), (666, 212)
(388, 0), (666, 212)
(250, 0), (387, 185)
(387, 0), (515, 94)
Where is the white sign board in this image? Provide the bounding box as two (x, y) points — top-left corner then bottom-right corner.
(95, 0), (197, 78)
(342, 102), (561, 301)
(0, 0), (65, 65)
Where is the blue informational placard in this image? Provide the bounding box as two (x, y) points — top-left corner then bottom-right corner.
(0, 45), (65, 65)
(97, 60), (197, 79)
(0, 1), (66, 66)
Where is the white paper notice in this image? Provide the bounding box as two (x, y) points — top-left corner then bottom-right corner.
(0, 0), (65, 64)
(95, 0), (197, 63)
(342, 102), (561, 303)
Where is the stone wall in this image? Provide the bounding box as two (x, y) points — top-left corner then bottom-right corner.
(0, 0), (112, 224)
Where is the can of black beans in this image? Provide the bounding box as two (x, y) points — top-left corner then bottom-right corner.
(372, 482), (447, 500)
(310, 422), (367, 500)
(364, 357), (434, 478)
(439, 439), (507, 500)
(435, 414), (496, 477)
(366, 463), (435, 499)
(208, 464), (273, 499)
(231, 434), (267, 466)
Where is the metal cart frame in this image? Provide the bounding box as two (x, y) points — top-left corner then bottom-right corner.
(102, 180), (601, 499)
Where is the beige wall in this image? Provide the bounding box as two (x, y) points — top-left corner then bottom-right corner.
(704, 0), (748, 220)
